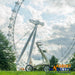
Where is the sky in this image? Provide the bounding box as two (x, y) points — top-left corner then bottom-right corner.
(0, 0), (75, 66)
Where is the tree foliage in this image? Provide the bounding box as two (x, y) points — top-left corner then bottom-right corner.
(0, 31), (16, 71)
(70, 53), (75, 71)
(50, 55), (58, 67)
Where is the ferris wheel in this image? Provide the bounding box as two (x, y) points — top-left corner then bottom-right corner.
(7, 0), (75, 71)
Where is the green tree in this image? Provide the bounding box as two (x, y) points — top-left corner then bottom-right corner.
(0, 31), (16, 71)
(70, 53), (75, 71)
(50, 55), (58, 67)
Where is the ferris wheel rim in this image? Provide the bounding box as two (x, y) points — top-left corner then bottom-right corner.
(8, 0), (25, 50)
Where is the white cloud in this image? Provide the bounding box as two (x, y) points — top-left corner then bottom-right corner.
(43, 4), (74, 15)
(0, 4), (12, 35)
(0, 0), (75, 67)
(10, 0), (75, 65)
(30, 0), (44, 7)
(27, 5), (43, 20)
(0, 0), (17, 5)
(0, 4), (11, 25)
(66, 0), (75, 7)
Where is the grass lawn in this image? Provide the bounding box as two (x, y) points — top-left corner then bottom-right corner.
(0, 71), (75, 75)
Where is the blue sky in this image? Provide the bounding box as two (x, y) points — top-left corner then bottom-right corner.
(0, 0), (75, 66)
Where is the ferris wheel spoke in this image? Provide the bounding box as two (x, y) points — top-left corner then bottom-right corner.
(15, 31), (30, 44)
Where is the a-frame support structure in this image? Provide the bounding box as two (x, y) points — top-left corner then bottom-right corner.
(16, 19), (44, 65)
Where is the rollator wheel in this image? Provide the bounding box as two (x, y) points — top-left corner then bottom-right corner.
(25, 65), (33, 71)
